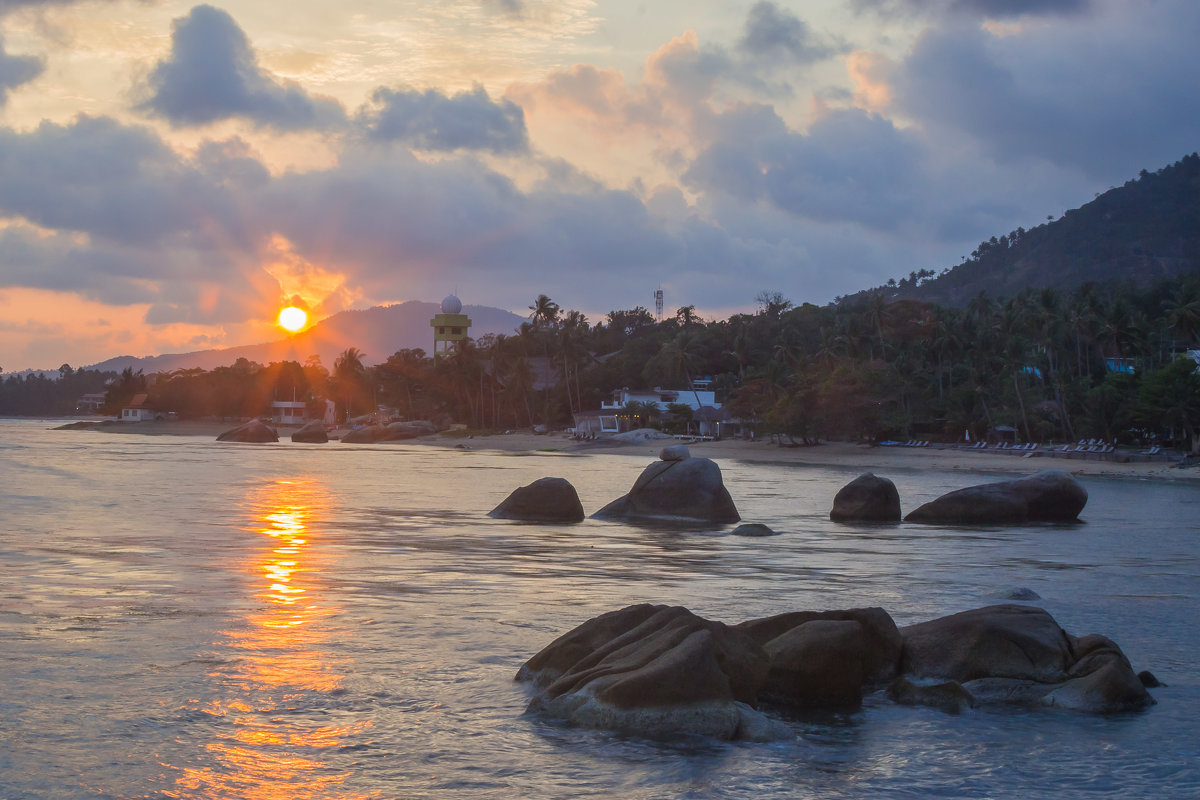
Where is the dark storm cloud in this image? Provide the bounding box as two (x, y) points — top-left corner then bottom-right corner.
(0, 115), (252, 250)
(138, 4), (345, 131)
(892, 9), (1200, 179)
(738, 2), (837, 64)
(359, 86), (529, 154)
(0, 37), (42, 105)
(852, 0), (1091, 19)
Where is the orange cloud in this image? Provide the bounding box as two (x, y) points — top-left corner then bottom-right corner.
(846, 49), (894, 113)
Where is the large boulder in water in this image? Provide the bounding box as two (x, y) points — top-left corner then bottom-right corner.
(830, 473), (902, 522)
(517, 604), (785, 741)
(290, 420), (328, 443)
(899, 604), (1154, 713)
(592, 457), (740, 524)
(489, 477), (585, 523)
(216, 419), (278, 443)
(904, 470), (1087, 524)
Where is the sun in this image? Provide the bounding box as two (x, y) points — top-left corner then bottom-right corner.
(277, 306), (308, 333)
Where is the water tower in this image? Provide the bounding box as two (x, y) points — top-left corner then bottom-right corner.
(431, 294), (472, 361)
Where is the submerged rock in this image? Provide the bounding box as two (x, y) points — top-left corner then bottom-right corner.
(381, 420), (437, 440)
(216, 419), (278, 443)
(905, 470), (1087, 524)
(591, 457), (740, 524)
(489, 477), (585, 523)
(887, 676), (977, 714)
(738, 607), (903, 687)
(731, 523), (776, 537)
(340, 425), (387, 443)
(830, 473), (902, 522)
(290, 420), (328, 443)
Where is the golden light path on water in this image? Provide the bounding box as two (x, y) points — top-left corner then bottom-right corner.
(165, 479), (374, 800)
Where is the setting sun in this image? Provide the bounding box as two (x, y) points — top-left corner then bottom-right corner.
(277, 306), (308, 333)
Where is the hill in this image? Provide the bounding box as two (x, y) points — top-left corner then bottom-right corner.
(85, 301), (526, 374)
(842, 152), (1200, 306)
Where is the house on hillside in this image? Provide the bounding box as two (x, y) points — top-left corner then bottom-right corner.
(120, 393), (156, 422)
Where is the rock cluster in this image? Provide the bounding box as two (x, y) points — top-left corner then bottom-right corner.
(518, 602), (1156, 741)
(215, 419), (278, 443)
(489, 477), (585, 523)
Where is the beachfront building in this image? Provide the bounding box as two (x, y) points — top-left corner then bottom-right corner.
(120, 393), (156, 422)
(76, 392), (107, 414)
(573, 382), (733, 438)
(430, 294), (471, 362)
(270, 400), (309, 425)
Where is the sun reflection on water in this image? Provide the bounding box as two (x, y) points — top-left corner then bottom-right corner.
(166, 479), (375, 799)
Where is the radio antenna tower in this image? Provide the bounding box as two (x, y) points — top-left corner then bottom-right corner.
(654, 287), (664, 322)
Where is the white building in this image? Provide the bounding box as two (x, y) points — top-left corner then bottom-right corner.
(120, 393), (156, 421)
(270, 400), (308, 425)
(600, 386), (720, 413)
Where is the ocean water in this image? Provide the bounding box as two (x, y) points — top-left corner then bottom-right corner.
(0, 418), (1197, 799)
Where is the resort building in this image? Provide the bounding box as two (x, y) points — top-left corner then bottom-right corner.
(573, 381), (734, 438)
(270, 400), (309, 425)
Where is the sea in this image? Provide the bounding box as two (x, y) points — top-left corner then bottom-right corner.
(1, 417), (1197, 799)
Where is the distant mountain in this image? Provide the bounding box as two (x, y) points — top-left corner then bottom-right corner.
(842, 153), (1200, 307)
(85, 301), (526, 374)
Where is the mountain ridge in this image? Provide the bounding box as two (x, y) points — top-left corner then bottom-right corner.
(84, 301), (526, 374)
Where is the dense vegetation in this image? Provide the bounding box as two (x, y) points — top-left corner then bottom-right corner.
(7, 277), (1198, 453)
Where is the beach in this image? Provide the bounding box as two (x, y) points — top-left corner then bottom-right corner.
(62, 417), (1198, 482)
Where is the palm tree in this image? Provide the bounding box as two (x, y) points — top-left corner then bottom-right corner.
(333, 347), (367, 421)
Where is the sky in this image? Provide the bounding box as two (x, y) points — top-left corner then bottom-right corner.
(0, 0), (1196, 370)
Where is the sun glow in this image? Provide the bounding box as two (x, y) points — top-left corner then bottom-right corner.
(277, 306), (308, 333)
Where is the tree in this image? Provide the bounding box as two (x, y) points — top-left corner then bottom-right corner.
(333, 347), (369, 421)
(1138, 358), (1200, 452)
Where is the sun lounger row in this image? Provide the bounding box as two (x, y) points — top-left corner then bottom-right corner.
(965, 441), (1039, 451)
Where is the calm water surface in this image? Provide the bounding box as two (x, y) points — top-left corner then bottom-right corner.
(1, 419), (1197, 799)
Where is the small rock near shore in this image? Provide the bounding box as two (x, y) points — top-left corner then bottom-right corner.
(216, 419), (278, 443)
(830, 473), (902, 522)
(489, 477), (585, 523)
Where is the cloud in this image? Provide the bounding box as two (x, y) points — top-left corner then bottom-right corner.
(852, 0), (1091, 19)
(738, 2), (838, 65)
(0, 36), (43, 105)
(0, 115), (254, 250)
(888, 2), (1200, 180)
(358, 85), (528, 154)
(138, 4), (346, 131)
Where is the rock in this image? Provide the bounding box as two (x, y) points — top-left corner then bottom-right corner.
(290, 420), (328, 443)
(830, 473), (902, 522)
(997, 587), (1042, 601)
(381, 420), (437, 441)
(738, 607), (903, 685)
(731, 523), (776, 537)
(901, 604), (1072, 683)
(887, 676), (976, 714)
(904, 470), (1087, 524)
(517, 605), (778, 741)
(612, 428), (673, 443)
(216, 419), (278, 443)
(659, 444), (691, 461)
(340, 425), (387, 443)
(592, 457), (740, 524)
(1138, 670), (1165, 688)
(489, 477), (585, 523)
(759, 619), (869, 708)
(900, 604), (1154, 713)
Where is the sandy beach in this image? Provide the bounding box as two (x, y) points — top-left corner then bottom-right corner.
(56, 418), (1198, 483)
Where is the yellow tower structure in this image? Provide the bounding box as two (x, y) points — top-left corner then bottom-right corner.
(430, 294), (471, 361)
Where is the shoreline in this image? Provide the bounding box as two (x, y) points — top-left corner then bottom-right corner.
(49, 418), (1199, 483)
